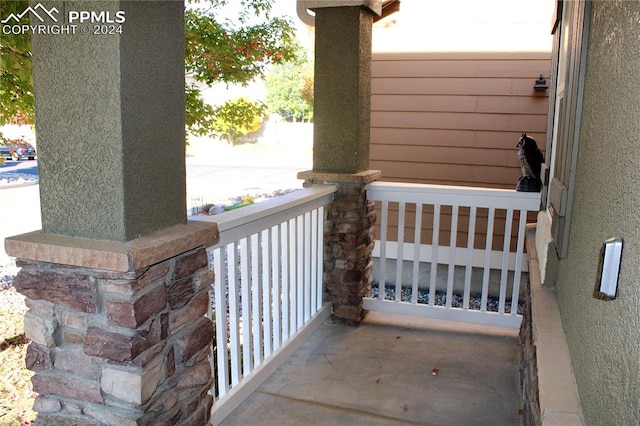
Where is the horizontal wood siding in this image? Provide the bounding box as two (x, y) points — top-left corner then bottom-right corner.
(370, 52), (551, 189)
(370, 52), (549, 247)
(378, 203), (523, 251)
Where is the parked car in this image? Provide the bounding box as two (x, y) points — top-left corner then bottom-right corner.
(0, 141), (36, 161)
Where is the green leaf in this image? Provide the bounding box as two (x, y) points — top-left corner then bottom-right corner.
(265, 46), (314, 122)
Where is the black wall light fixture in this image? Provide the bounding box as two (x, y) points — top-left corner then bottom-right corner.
(534, 74), (549, 91)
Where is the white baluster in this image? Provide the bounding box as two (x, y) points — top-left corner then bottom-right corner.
(412, 203), (423, 304)
(463, 207), (477, 310)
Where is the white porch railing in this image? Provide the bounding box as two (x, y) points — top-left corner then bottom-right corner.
(365, 182), (541, 328)
(191, 185), (336, 424)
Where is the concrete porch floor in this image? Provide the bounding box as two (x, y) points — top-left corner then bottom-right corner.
(219, 312), (523, 426)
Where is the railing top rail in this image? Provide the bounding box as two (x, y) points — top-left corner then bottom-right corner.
(366, 181), (541, 210)
(190, 184), (337, 248)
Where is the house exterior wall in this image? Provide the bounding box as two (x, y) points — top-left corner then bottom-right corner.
(554, 2), (640, 424)
(370, 52), (551, 189)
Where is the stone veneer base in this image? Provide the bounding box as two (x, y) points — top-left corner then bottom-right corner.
(5, 221), (220, 425)
(299, 170), (380, 325)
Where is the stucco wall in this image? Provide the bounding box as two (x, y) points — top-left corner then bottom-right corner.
(555, 2), (640, 424)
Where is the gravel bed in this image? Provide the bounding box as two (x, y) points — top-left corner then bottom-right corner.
(0, 265), (27, 313)
(371, 284), (523, 315)
(0, 286), (27, 315)
(1, 272), (15, 291)
(191, 188), (301, 216)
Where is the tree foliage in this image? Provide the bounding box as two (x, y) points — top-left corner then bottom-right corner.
(0, 0), (298, 139)
(211, 97), (265, 145)
(185, 0), (296, 86)
(184, 0), (298, 139)
(264, 47), (314, 122)
(0, 0), (34, 125)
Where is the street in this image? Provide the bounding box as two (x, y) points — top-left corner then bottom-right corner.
(0, 159), (39, 184)
(186, 161), (306, 208)
(0, 161), (307, 260)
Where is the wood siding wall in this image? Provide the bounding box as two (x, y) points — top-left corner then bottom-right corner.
(370, 52), (551, 189)
(369, 52), (550, 250)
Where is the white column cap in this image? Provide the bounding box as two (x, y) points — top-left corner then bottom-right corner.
(297, 0), (383, 26)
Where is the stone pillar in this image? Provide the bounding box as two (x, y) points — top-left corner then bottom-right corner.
(300, 2), (381, 324)
(6, 223), (218, 424)
(299, 171), (380, 325)
(6, 1), (221, 423)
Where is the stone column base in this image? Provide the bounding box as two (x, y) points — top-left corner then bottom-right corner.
(299, 170), (381, 325)
(5, 221), (219, 425)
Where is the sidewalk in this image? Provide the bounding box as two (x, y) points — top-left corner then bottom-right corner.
(220, 313), (523, 426)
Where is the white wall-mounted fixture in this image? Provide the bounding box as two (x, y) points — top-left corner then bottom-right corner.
(593, 237), (623, 300)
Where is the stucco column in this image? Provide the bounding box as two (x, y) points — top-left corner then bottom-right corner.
(32, 0), (186, 241)
(299, 1), (382, 325)
(4, 2), (219, 423)
(311, 2), (379, 173)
